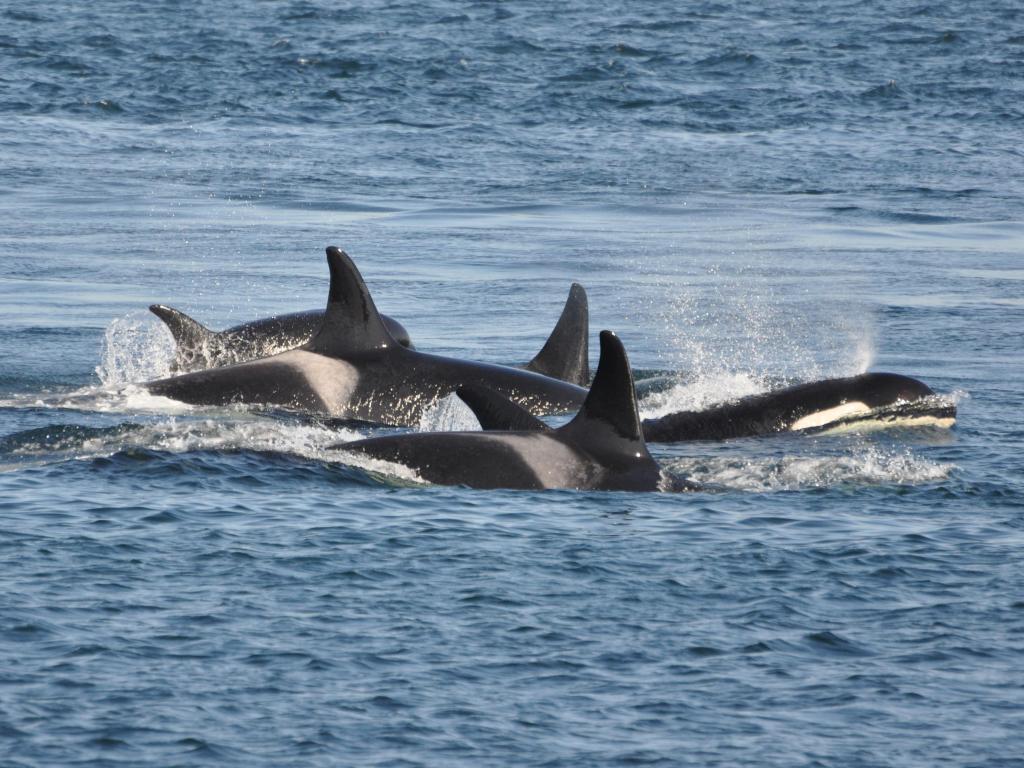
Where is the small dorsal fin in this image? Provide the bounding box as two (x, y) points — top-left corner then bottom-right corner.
(525, 283), (590, 386)
(456, 385), (552, 432)
(558, 331), (648, 452)
(306, 247), (396, 357)
(149, 305), (217, 368)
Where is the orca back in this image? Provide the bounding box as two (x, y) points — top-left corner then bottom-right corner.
(525, 283), (590, 386)
(306, 246), (397, 357)
(556, 331), (660, 488)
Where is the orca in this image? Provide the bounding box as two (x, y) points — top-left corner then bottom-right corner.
(149, 305), (413, 372)
(338, 331), (664, 491)
(523, 282), (589, 386)
(144, 248), (588, 425)
(150, 280), (589, 384)
(456, 372), (955, 441)
(640, 373), (955, 441)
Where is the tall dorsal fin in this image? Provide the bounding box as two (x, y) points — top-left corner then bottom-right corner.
(456, 385), (552, 432)
(525, 283), (590, 386)
(149, 304), (217, 369)
(306, 246), (396, 356)
(558, 331), (648, 453)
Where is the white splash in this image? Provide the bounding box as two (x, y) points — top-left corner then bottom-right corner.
(417, 392), (481, 432)
(96, 311), (177, 386)
(327, 448), (427, 484)
(0, 384), (194, 416)
(652, 263), (877, 402)
(639, 371), (766, 419)
(7, 414), (365, 463)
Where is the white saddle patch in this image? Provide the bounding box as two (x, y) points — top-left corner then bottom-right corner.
(272, 350), (358, 416)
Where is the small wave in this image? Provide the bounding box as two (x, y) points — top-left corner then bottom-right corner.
(135, 419), (364, 460)
(695, 51), (762, 69)
(665, 445), (953, 493)
(326, 448), (426, 486)
(0, 422), (144, 456)
(550, 63), (626, 83)
(860, 80), (906, 100)
(612, 43), (654, 57)
(82, 98), (124, 113)
(302, 56), (366, 78)
(0, 414), (365, 469)
(0, 385), (193, 417)
(878, 210), (968, 225)
(486, 38), (545, 55)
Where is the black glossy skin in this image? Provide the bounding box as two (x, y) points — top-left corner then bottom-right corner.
(524, 283), (589, 387)
(220, 310), (412, 352)
(152, 306), (412, 372)
(340, 331), (662, 491)
(641, 372), (940, 442)
(146, 336), (587, 426)
(146, 247), (589, 425)
(152, 280), (584, 383)
(343, 429), (660, 491)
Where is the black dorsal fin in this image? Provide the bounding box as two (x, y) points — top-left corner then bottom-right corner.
(525, 283), (590, 386)
(306, 246), (396, 356)
(456, 385), (552, 432)
(558, 331), (648, 453)
(149, 304), (217, 369)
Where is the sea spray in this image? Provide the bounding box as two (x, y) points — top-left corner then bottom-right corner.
(96, 311), (176, 386)
(654, 259), (877, 392)
(417, 392), (483, 432)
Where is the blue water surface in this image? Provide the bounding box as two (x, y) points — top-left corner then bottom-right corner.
(1, 1), (1023, 765)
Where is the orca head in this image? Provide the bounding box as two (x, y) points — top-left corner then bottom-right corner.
(305, 247), (399, 358)
(855, 372), (934, 407)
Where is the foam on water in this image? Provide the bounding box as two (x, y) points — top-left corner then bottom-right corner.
(0, 384), (194, 416)
(667, 444), (953, 493)
(327, 447), (427, 485)
(1, 415), (365, 466)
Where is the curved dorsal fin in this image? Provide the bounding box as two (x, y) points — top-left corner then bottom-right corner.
(149, 304), (217, 370)
(525, 283), (590, 386)
(558, 331), (648, 452)
(456, 385), (552, 432)
(306, 246), (396, 357)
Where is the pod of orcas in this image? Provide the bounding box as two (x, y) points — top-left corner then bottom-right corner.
(143, 246), (956, 492)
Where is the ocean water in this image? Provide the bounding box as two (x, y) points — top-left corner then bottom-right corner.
(2, 1), (1023, 765)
